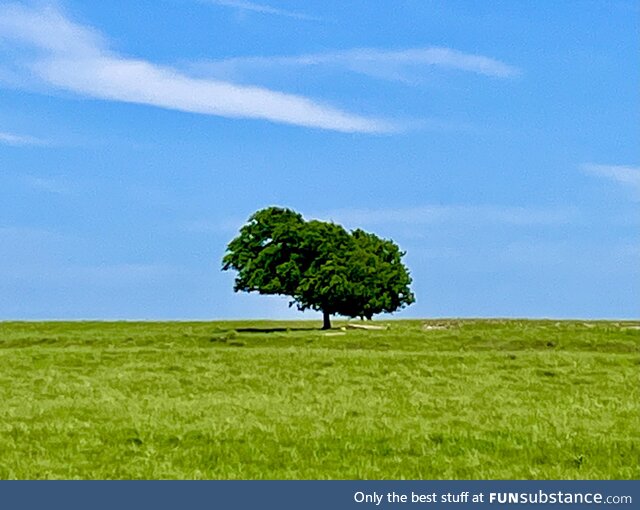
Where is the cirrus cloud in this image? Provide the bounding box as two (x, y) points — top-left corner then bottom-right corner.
(582, 163), (640, 199)
(0, 130), (46, 146)
(204, 0), (321, 21)
(0, 3), (393, 133)
(199, 46), (521, 84)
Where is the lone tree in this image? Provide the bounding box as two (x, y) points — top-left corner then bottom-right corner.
(222, 207), (415, 329)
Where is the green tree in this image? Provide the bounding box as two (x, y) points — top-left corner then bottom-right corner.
(222, 207), (415, 329)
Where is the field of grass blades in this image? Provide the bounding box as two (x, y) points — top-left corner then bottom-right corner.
(0, 319), (638, 479)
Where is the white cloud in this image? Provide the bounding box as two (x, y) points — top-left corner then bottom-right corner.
(0, 224), (64, 241)
(0, 130), (46, 146)
(64, 263), (189, 284)
(205, 0), (321, 21)
(24, 175), (72, 194)
(185, 204), (577, 243)
(196, 47), (521, 83)
(0, 262), (189, 285)
(314, 205), (577, 228)
(183, 217), (246, 234)
(0, 224), (189, 285)
(0, 4), (391, 133)
(582, 163), (640, 198)
(35, 56), (393, 132)
(500, 239), (640, 274)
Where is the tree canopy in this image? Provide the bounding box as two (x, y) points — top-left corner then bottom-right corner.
(222, 207), (415, 328)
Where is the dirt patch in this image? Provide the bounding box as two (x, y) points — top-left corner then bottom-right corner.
(422, 325), (448, 331)
(346, 323), (386, 331)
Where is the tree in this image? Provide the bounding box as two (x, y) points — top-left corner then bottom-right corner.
(222, 207), (415, 329)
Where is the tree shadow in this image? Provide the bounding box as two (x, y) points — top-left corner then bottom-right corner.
(234, 327), (321, 333)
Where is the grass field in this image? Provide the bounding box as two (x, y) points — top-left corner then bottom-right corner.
(0, 319), (638, 479)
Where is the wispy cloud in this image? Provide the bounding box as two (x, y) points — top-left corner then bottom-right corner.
(0, 4), (390, 133)
(205, 0), (321, 21)
(23, 175), (73, 194)
(501, 239), (640, 271)
(0, 262), (189, 285)
(185, 204), (577, 241)
(0, 224), (65, 241)
(183, 217), (247, 234)
(0, 224), (188, 285)
(196, 47), (521, 84)
(0, 130), (46, 146)
(63, 263), (190, 284)
(315, 205), (577, 228)
(582, 163), (640, 198)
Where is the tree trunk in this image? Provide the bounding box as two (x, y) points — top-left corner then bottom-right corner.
(322, 310), (332, 330)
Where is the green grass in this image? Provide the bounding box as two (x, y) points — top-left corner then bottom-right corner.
(0, 319), (638, 479)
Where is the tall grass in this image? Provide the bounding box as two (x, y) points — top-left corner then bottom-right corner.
(0, 319), (638, 479)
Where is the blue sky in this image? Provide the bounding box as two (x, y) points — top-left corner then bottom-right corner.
(1, 0), (638, 320)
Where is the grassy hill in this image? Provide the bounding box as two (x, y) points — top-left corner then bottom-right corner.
(0, 319), (638, 479)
